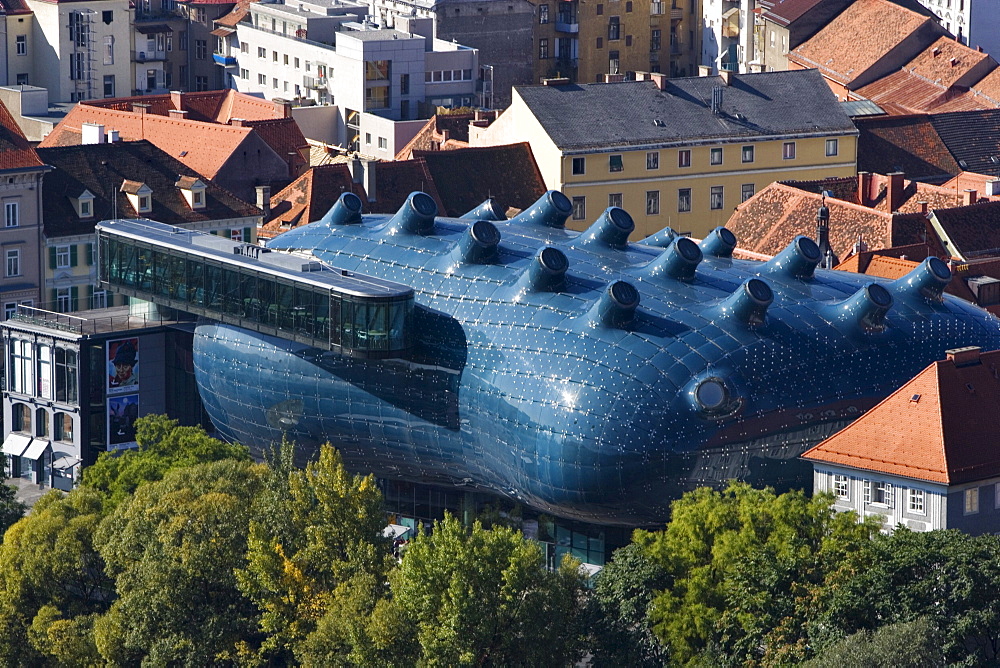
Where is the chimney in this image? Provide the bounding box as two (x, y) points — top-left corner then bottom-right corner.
(719, 70), (733, 86)
(950, 57), (959, 67)
(230, 118), (247, 127)
(168, 109), (188, 120)
(857, 171), (872, 206)
(932, 46), (941, 56)
(635, 71), (651, 81)
(170, 90), (185, 111)
(698, 65), (712, 77)
(364, 159), (376, 203)
(350, 157), (364, 184)
(963, 188), (978, 206)
(887, 171), (905, 212)
(106, 129), (119, 143)
(272, 98), (292, 119)
(946, 346), (982, 366)
(81, 122), (105, 145)
(988, 179), (1000, 197)
(650, 72), (668, 90)
(255, 184), (271, 218)
(918, 200), (928, 214)
(132, 102), (150, 115)
(542, 77), (571, 86)
(603, 73), (625, 83)
(441, 129), (450, 143)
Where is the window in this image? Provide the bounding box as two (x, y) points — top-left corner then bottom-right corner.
(36, 408), (49, 437)
(539, 38), (549, 59)
(193, 6), (206, 22)
(15, 35), (25, 56)
(240, 68), (249, 80)
(258, 46), (266, 58)
(965, 488), (979, 514)
(365, 133), (372, 145)
(3, 302), (14, 320)
(258, 73), (266, 85)
(56, 246), (71, 269)
(91, 289), (106, 310)
(401, 73), (410, 95)
(609, 50), (620, 74)
(229, 228), (243, 242)
(608, 16), (620, 40)
(871, 481), (893, 507)
(710, 186), (724, 210)
(678, 149), (691, 167)
(609, 154), (623, 172)
(294, 57), (300, 69)
(597, 3), (603, 14)
(651, 29), (661, 51)
(825, 138), (839, 157)
(54, 347), (77, 403)
(15, 74), (27, 85)
(646, 190), (659, 215)
(833, 474), (849, 499)
(272, 50), (278, 62)
(572, 157), (585, 175)
(240, 41), (248, 53)
(56, 288), (71, 313)
(741, 184), (755, 202)
(37, 345), (51, 400)
(5, 201), (18, 227)
(741, 145), (754, 163)
(272, 77), (278, 89)
(195, 76), (208, 91)
(608, 193), (623, 208)
(908, 488), (924, 514)
(365, 60), (390, 81)
(597, 37), (603, 49)
(378, 137), (388, 150)
(646, 151), (659, 170)
(55, 413), (73, 442)
(626, 1), (633, 11)
(179, 30), (188, 51)
(539, 4), (549, 23)
(5, 249), (19, 277)
(138, 195), (151, 213)
(284, 54), (289, 65)
(103, 9), (113, 23)
(103, 75), (115, 97)
(710, 147), (723, 165)
(782, 141), (796, 160)
(105, 35), (114, 65)
(69, 53), (84, 80)
(572, 196), (586, 220)
(9, 340), (32, 395)
(678, 188), (691, 212)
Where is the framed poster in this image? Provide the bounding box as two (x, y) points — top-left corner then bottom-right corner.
(108, 393), (139, 449)
(107, 338), (139, 395)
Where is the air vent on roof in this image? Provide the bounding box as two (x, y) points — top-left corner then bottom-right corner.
(909, 394), (921, 403)
(959, 159), (969, 169)
(653, 119), (666, 127)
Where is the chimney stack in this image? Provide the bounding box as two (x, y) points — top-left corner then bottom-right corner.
(918, 200), (928, 214)
(857, 171), (873, 206)
(255, 184), (271, 219)
(887, 171), (905, 212)
(963, 189), (978, 206)
(603, 73), (625, 83)
(81, 122), (105, 145)
(132, 103), (150, 115)
(719, 70), (733, 86)
(170, 90), (185, 111)
(168, 109), (188, 120)
(946, 346), (982, 366)
(272, 98), (292, 119)
(650, 72), (668, 90)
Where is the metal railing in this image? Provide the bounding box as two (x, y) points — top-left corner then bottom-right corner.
(10, 304), (175, 335)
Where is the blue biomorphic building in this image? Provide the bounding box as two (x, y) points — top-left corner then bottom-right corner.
(98, 191), (1000, 526)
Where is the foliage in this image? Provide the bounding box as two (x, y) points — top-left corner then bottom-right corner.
(639, 482), (877, 666)
(82, 414), (250, 510)
(802, 617), (943, 668)
(0, 477), (26, 538)
(587, 542), (670, 667)
(818, 528), (1000, 665)
(0, 487), (110, 665)
(92, 459), (268, 665)
(366, 513), (589, 667)
(236, 442), (390, 663)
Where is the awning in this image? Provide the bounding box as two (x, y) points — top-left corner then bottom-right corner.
(52, 452), (80, 470)
(1, 433), (31, 457)
(136, 24), (173, 34)
(210, 27), (235, 37)
(722, 7), (740, 19)
(23, 438), (50, 461)
(383, 524), (412, 540)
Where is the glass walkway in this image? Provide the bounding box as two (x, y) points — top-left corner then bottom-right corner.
(96, 219), (414, 359)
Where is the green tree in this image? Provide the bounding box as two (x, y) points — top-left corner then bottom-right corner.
(361, 513), (588, 667)
(588, 542), (670, 667)
(0, 474), (26, 537)
(236, 443), (391, 663)
(803, 617), (943, 668)
(0, 487), (110, 665)
(92, 459), (268, 665)
(82, 414), (250, 510)
(640, 483), (877, 666)
(818, 529), (1000, 665)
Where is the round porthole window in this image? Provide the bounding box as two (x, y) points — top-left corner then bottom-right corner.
(695, 378), (728, 411)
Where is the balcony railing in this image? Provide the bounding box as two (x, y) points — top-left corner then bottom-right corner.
(303, 75), (328, 89)
(555, 20), (579, 33)
(133, 50), (167, 62)
(213, 53), (238, 67)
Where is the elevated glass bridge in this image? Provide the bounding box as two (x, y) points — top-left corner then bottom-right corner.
(96, 219), (414, 359)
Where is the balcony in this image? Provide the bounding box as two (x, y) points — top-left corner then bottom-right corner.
(303, 75), (328, 89)
(133, 50), (166, 62)
(213, 53), (238, 67)
(670, 7), (683, 19)
(555, 20), (579, 33)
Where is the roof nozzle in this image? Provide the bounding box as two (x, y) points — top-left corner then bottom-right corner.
(460, 197), (507, 221)
(517, 246), (569, 293)
(642, 226), (681, 248)
(509, 190), (573, 229)
(715, 278), (773, 327)
(762, 235), (821, 279)
(700, 226), (738, 258)
(825, 283), (893, 333)
(645, 237), (703, 281)
(318, 191), (363, 226)
(452, 220), (501, 264)
(574, 207), (634, 250)
(893, 256), (951, 302)
(387, 191), (438, 235)
(588, 280), (640, 328)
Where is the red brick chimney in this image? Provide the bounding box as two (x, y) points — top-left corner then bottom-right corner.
(857, 171), (873, 206)
(132, 102), (150, 115)
(230, 118), (247, 127)
(887, 172), (905, 212)
(170, 90), (185, 111)
(272, 98), (292, 119)
(650, 72), (668, 90)
(963, 189), (978, 206)
(168, 109), (188, 120)
(947, 346), (982, 366)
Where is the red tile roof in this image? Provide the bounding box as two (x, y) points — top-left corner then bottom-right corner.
(761, 0), (827, 27)
(0, 98), (44, 171)
(789, 0), (935, 86)
(908, 36), (994, 88)
(932, 200), (1000, 259)
(262, 164), (364, 235)
(0, 0), (33, 14)
(969, 67), (1000, 106)
(803, 347), (1000, 484)
(215, 0), (254, 26)
(855, 70), (994, 116)
(856, 115), (961, 181)
(941, 171), (999, 193)
(395, 113), (473, 160)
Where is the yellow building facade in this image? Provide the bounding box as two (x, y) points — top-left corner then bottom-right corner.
(472, 69), (858, 240)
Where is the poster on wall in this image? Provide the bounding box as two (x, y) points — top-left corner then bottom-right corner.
(108, 394), (139, 449)
(107, 338), (139, 395)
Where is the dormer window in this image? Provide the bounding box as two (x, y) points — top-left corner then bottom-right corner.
(175, 176), (207, 211)
(120, 180), (153, 215)
(72, 189), (95, 219)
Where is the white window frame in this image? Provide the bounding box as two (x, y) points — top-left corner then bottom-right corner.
(3, 302), (15, 320)
(782, 141), (796, 160)
(572, 196), (586, 221)
(646, 151), (659, 170)
(741, 145), (754, 163)
(55, 288), (71, 313)
(646, 190), (659, 215)
(874, 481), (894, 507)
(710, 147), (723, 165)
(825, 138), (839, 157)
(608, 193), (623, 208)
(55, 245), (71, 269)
(678, 149), (691, 168)
(15, 35), (26, 56)
(965, 487), (979, 514)
(92, 288), (107, 309)
(5, 248), (19, 277)
(710, 185), (724, 210)
(5, 201), (18, 227)
(833, 474), (849, 500)
(907, 488), (925, 514)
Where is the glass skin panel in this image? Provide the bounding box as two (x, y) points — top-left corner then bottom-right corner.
(257, 275), (276, 326)
(223, 268), (242, 316)
(276, 282), (294, 332)
(152, 249), (170, 297)
(192, 206), (1000, 526)
(186, 259), (205, 306)
(241, 272), (260, 322)
(205, 263), (222, 309)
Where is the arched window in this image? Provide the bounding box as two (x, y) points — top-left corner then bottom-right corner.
(54, 412), (74, 442)
(35, 408), (49, 438)
(11, 403), (30, 432)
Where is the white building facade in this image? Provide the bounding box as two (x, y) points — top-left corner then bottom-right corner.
(700, 0), (754, 73)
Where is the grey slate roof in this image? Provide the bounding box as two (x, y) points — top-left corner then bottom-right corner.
(516, 70), (858, 151)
